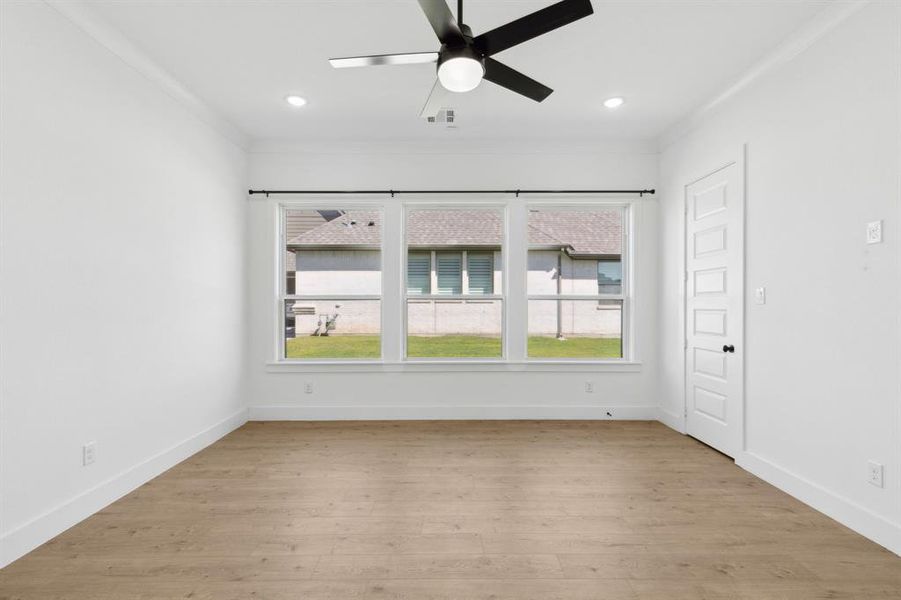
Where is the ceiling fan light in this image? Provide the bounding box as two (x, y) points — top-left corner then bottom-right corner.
(438, 57), (484, 93)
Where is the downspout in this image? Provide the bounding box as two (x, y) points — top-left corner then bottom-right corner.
(556, 249), (564, 339)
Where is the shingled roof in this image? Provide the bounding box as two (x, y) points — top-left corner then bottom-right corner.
(287, 209), (621, 256)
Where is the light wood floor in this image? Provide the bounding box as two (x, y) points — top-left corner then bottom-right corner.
(1, 421), (898, 599)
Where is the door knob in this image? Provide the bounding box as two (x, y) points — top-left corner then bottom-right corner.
(723, 344), (735, 353)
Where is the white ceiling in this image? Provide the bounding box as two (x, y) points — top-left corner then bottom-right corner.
(84, 0), (831, 143)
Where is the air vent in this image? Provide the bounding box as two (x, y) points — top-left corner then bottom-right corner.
(427, 108), (457, 128)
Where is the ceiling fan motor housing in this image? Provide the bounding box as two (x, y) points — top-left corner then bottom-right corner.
(437, 44), (484, 75)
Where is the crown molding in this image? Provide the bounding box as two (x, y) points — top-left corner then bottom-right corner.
(249, 139), (660, 156)
(44, 0), (250, 150)
(657, 0), (869, 150)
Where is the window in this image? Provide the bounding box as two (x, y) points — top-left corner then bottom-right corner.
(405, 208), (504, 359)
(436, 252), (462, 295)
(597, 259), (623, 295)
(467, 253), (494, 295)
(526, 207), (626, 359)
(407, 253), (431, 295)
(281, 208), (382, 360)
(276, 201), (634, 365)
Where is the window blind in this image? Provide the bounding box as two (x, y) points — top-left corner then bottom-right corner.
(467, 253), (494, 295)
(436, 253), (462, 295)
(407, 253), (431, 295)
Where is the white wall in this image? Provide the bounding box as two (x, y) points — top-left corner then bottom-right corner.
(657, 2), (901, 553)
(0, 1), (248, 566)
(248, 142), (659, 419)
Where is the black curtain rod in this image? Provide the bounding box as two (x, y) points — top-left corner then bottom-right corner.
(248, 189), (655, 198)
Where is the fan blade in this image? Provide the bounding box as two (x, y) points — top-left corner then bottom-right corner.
(473, 0), (593, 56)
(419, 79), (448, 119)
(483, 58), (553, 102)
(416, 0), (464, 45)
(329, 52), (438, 68)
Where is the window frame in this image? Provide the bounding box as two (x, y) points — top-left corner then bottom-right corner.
(402, 203), (508, 362)
(525, 203), (632, 362)
(271, 197), (640, 370)
(277, 201), (386, 363)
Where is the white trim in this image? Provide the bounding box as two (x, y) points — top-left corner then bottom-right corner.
(658, 0), (869, 149)
(265, 361), (642, 373)
(657, 407), (686, 434)
(249, 139), (661, 156)
(43, 0), (249, 150)
(737, 451), (901, 557)
(249, 404), (658, 421)
(0, 408), (248, 568)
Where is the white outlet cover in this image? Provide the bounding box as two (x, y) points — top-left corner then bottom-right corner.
(83, 442), (97, 466)
(755, 287), (766, 305)
(868, 461), (884, 488)
(304, 383), (313, 394)
(866, 220), (882, 244)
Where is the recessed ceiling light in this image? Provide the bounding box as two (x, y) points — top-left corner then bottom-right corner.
(285, 95), (307, 107)
(603, 97), (624, 109)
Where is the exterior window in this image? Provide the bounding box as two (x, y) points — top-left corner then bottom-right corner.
(276, 201), (634, 365)
(407, 253), (431, 295)
(598, 259), (622, 295)
(281, 208), (382, 360)
(405, 208), (504, 359)
(436, 252), (462, 295)
(467, 253), (494, 295)
(527, 207), (626, 359)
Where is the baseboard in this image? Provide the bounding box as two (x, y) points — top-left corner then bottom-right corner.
(249, 404), (659, 421)
(737, 451), (901, 556)
(656, 407), (685, 433)
(0, 407), (248, 568)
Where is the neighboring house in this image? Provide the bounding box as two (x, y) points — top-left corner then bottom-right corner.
(286, 210), (623, 338)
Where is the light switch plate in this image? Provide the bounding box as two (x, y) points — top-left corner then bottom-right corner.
(755, 287), (766, 305)
(866, 220), (882, 244)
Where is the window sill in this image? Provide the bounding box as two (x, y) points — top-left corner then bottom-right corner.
(265, 360), (642, 373)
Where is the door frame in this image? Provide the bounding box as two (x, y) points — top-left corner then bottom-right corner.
(682, 146), (747, 457)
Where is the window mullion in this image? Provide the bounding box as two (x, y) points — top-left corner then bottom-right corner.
(382, 201), (402, 362)
(506, 202), (528, 361)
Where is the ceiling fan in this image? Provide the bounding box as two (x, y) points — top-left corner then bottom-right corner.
(329, 0), (594, 118)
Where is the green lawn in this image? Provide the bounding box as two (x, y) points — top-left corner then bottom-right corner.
(286, 335), (381, 359)
(527, 335), (621, 359)
(408, 335), (501, 358)
(286, 335), (621, 359)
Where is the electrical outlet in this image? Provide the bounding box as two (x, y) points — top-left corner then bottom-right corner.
(868, 461), (884, 488)
(304, 382), (314, 394)
(866, 220), (883, 244)
(584, 381), (594, 393)
(83, 441), (96, 466)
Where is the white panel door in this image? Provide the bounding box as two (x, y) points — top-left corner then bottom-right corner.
(685, 162), (743, 457)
